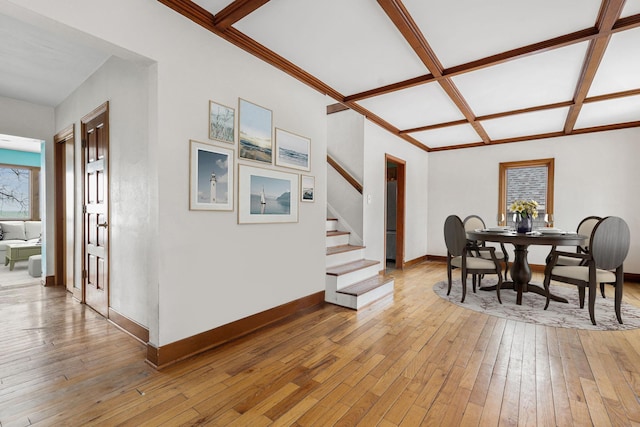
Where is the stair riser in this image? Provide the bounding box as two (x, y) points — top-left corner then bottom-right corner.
(326, 220), (338, 232)
(337, 280), (395, 310)
(326, 266), (381, 290)
(326, 234), (349, 247)
(326, 249), (365, 268)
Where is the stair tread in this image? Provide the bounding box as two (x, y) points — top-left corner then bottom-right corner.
(326, 244), (365, 255)
(326, 259), (379, 276)
(337, 275), (394, 296)
(327, 230), (350, 237)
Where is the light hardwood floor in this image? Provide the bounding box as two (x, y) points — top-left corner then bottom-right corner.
(2, 261), (640, 426)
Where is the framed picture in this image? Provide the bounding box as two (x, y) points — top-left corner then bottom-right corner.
(275, 128), (310, 171)
(238, 164), (298, 224)
(238, 98), (273, 164)
(301, 175), (315, 202)
(209, 100), (235, 143)
(189, 140), (234, 211)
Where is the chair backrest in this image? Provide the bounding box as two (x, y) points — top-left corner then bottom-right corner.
(463, 215), (485, 232)
(590, 216), (630, 271)
(444, 215), (467, 257)
(577, 216), (602, 251)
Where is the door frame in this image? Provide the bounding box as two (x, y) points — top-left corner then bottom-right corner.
(54, 125), (75, 294)
(385, 154), (406, 269)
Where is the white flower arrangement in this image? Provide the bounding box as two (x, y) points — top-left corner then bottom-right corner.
(509, 199), (539, 219)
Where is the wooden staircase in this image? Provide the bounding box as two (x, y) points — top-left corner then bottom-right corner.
(325, 218), (394, 309)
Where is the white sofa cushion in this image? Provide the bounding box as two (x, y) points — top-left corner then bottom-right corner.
(0, 221), (26, 241)
(25, 221), (41, 241)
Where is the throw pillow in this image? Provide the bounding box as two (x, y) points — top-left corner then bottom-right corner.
(0, 221), (26, 240)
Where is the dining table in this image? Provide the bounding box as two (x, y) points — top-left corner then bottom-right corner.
(466, 228), (587, 305)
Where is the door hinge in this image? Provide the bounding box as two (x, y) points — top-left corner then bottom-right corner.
(82, 269), (88, 279)
(82, 139), (87, 148)
(83, 205), (87, 214)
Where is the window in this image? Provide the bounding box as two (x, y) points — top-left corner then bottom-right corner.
(0, 164), (40, 220)
(498, 158), (554, 229)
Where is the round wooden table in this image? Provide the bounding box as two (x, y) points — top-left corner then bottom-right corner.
(466, 230), (587, 305)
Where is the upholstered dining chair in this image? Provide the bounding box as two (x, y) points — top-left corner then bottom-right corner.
(445, 215), (503, 304)
(543, 216), (630, 325)
(463, 215), (510, 280)
(548, 216), (604, 296)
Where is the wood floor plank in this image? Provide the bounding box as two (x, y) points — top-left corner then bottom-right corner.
(3, 262), (640, 425)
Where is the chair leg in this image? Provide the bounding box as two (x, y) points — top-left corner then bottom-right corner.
(615, 275), (624, 324)
(588, 284), (597, 325)
(496, 272), (502, 304)
(578, 288), (585, 309)
(543, 272), (551, 310)
(600, 282), (606, 298)
(472, 274), (477, 293)
(461, 270), (467, 303)
(447, 264), (453, 296)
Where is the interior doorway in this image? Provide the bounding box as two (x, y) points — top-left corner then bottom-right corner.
(385, 154), (405, 270)
(54, 125), (76, 296)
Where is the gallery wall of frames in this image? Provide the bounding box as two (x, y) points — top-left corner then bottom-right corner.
(189, 98), (315, 224)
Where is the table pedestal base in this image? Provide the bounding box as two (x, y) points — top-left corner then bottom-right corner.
(487, 281), (568, 304)
(480, 243), (568, 305)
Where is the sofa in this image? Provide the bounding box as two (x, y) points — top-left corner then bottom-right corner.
(0, 220), (42, 263)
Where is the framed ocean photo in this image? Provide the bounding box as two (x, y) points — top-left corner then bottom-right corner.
(238, 164), (298, 224)
(189, 140), (234, 211)
(274, 128), (310, 171)
(238, 98), (273, 164)
(208, 100), (235, 143)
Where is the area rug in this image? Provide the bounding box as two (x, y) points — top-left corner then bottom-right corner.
(433, 279), (640, 331)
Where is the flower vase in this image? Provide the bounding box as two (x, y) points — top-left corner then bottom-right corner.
(516, 214), (533, 233)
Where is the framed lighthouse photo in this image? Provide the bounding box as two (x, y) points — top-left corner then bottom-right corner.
(190, 140), (234, 211)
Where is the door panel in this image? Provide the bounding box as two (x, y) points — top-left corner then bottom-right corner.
(82, 103), (109, 317)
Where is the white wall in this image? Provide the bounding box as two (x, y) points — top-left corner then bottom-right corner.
(55, 56), (153, 328)
(363, 120), (429, 265)
(12, 0), (328, 347)
(0, 96), (54, 141)
(327, 110), (364, 240)
(428, 128), (640, 273)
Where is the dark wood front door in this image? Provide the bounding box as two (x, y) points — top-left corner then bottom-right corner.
(82, 102), (109, 317)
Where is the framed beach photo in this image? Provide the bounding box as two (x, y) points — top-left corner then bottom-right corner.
(238, 98), (273, 164)
(301, 175), (315, 202)
(274, 128), (310, 171)
(189, 140), (234, 211)
(208, 100), (235, 143)
(238, 164), (298, 224)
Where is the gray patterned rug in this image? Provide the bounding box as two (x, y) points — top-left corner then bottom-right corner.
(433, 279), (640, 331)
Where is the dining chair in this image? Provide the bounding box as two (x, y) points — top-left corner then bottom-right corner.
(548, 216), (604, 295)
(543, 216), (630, 325)
(463, 215), (510, 280)
(445, 215), (503, 303)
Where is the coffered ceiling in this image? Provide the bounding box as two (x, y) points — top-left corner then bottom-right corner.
(1, 1), (639, 153)
(161, 0), (640, 152)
